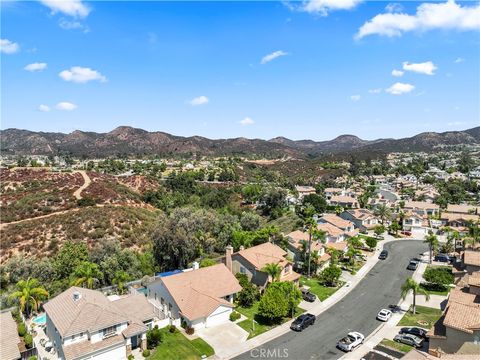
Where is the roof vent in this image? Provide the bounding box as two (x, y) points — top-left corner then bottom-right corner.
(72, 291), (82, 302)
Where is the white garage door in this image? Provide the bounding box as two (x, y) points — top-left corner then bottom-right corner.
(206, 306), (231, 327)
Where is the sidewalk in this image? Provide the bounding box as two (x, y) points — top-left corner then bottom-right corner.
(221, 237), (414, 359)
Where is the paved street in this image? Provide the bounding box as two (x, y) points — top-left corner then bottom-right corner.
(234, 240), (427, 360)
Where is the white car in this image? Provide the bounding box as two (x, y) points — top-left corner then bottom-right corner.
(337, 331), (364, 352)
(377, 309), (392, 322)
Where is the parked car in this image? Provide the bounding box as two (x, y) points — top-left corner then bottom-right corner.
(337, 332), (364, 352)
(379, 250), (388, 260)
(399, 327), (428, 340)
(301, 289), (316, 303)
(435, 254), (450, 263)
(394, 333), (424, 348)
(407, 260), (419, 270)
(376, 309), (392, 322)
(401, 231), (412, 236)
(290, 313), (315, 331)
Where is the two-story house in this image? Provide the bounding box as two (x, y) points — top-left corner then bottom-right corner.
(147, 263), (241, 330)
(227, 242), (301, 290)
(318, 214), (358, 237)
(403, 201), (440, 217)
(402, 211), (426, 234)
(340, 209), (379, 233)
(43, 287), (157, 360)
(286, 230), (331, 273)
(328, 195), (359, 209)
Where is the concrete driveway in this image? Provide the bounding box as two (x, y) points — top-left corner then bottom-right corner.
(197, 322), (249, 358)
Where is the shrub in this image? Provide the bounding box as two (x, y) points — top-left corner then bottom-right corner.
(128, 355), (134, 360)
(186, 327), (195, 335)
(142, 349), (151, 358)
(18, 323), (27, 337)
(423, 266), (454, 289)
(365, 237), (377, 251)
(146, 325), (162, 349)
(235, 273), (250, 288)
(76, 197), (96, 207)
(229, 311), (241, 321)
(168, 324), (177, 333)
(24, 334), (33, 349)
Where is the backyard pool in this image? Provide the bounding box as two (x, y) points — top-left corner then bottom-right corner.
(33, 313), (46, 325)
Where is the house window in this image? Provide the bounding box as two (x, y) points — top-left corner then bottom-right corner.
(103, 325), (116, 338)
(240, 266), (246, 274)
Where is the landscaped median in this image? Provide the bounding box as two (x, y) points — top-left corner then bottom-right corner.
(148, 327), (214, 360)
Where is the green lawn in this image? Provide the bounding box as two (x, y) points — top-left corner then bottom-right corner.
(419, 283), (451, 296)
(398, 305), (443, 329)
(380, 339), (413, 354)
(236, 302), (304, 339)
(149, 328), (214, 360)
(299, 277), (343, 301)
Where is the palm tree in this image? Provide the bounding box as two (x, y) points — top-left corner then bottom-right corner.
(71, 261), (103, 289)
(346, 246), (361, 266)
(424, 234), (439, 264)
(262, 263), (282, 282)
(112, 270), (131, 295)
(305, 218), (326, 278)
(9, 278), (49, 317)
(326, 247), (341, 266)
(374, 204), (392, 225)
(401, 278), (430, 314)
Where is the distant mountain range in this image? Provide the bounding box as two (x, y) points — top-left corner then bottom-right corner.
(1, 126), (479, 158)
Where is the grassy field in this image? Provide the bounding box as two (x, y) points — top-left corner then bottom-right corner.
(237, 302), (304, 339)
(398, 305), (443, 329)
(299, 277), (343, 301)
(380, 339), (413, 354)
(149, 328), (214, 360)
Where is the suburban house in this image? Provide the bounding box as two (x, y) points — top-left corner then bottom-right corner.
(402, 211), (427, 234)
(317, 222), (347, 243)
(340, 209), (379, 233)
(328, 195), (359, 209)
(440, 212), (479, 233)
(318, 214), (357, 237)
(43, 286), (157, 360)
(463, 251), (480, 274)
(286, 230), (331, 272)
(428, 271), (480, 356)
(0, 311), (22, 360)
(403, 201), (439, 217)
(324, 187), (344, 200)
(325, 241), (348, 254)
(226, 242), (301, 289)
(295, 185), (316, 199)
(414, 188), (439, 203)
(446, 204), (480, 215)
(147, 263), (241, 330)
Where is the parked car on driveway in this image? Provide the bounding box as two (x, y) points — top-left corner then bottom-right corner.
(435, 254), (451, 263)
(301, 288), (316, 303)
(337, 332), (364, 352)
(399, 327), (428, 340)
(394, 333), (424, 348)
(376, 309), (392, 322)
(379, 250), (388, 260)
(290, 313), (315, 331)
(407, 260), (419, 270)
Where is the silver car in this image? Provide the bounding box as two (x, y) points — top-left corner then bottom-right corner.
(394, 333), (424, 348)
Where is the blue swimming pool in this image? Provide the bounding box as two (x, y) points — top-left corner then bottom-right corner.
(136, 287), (148, 296)
(33, 313), (46, 325)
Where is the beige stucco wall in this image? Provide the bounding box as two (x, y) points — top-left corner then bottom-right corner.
(430, 327), (480, 354)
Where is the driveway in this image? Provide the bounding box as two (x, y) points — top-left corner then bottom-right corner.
(197, 322), (249, 358)
(233, 240), (427, 360)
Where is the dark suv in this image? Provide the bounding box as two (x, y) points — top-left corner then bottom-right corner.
(379, 250), (388, 260)
(435, 254), (450, 263)
(399, 327), (428, 340)
(290, 313), (316, 331)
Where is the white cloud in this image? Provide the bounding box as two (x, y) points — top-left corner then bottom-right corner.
(355, 0), (480, 39)
(0, 39), (19, 54)
(299, 0), (363, 16)
(58, 18), (90, 32)
(392, 69), (404, 77)
(59, 66), (107, 83)
(261, 50), (288, 64)
(368, 88), (382, 94)
(189, 96), (209, 106)
(350, 95), (361, 101)
(385, 3), (403, 13)
(402, 61), (437, 75)
(56, 102), (77, 111)
(454, 57), (465, 63)
(40, 0), (90, 18)
(239, 117), (254, 126)
(385, 82), (415, 95)
(24, 62), (47, 72)
(38, 104), (51, 112)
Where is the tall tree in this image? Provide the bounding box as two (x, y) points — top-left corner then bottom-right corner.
(71, 262), (103, 289)
(262, 263), (282, 282)
(374, 204), (392, 225)
(9, 278), (49, 317)
(112, 270), (130, 295)
(424, 234), (439, 264)
(305, 218), (326, 277)
(401, 278), (430, 314)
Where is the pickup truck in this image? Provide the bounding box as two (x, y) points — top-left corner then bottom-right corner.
(337, 332), (364, 352)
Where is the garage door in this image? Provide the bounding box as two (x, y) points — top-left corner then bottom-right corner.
(206, 307), (231, 327)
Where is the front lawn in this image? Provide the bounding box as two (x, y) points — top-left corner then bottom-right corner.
(236, 302), (304, 339)
(380, 339), (413, 354)
(149, 328), (214, 360)
(398, 305), (443, 329)
(299, 277), (343, 301)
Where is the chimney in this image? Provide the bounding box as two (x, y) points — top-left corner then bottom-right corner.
(72, 291), (82, 302)
(225, 245), (233, 272)
(192, 261), (199, 270)
(239, 245), (245, 251)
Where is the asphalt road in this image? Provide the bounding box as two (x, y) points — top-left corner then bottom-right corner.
(234, 240), (427, 360)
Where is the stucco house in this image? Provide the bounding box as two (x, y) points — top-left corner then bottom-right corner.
(286, 230), (331, 273)
(295, 185), (316, 199)
(318, 214), (357, 237)
(147, 263), (241, 330)
(226, 242), (301, 289)
(43, 287), (156, 360)
(402, 211), (427, 234)
(463, 251), (480, 275)
(328, 195), (359, 209)
(340, 209), (379, 233)
(403, 201), (439, 217)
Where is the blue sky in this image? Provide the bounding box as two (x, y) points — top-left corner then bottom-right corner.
(1, 0), (479, 140)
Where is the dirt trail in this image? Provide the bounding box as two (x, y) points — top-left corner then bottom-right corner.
(73, 171), (91, 200)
